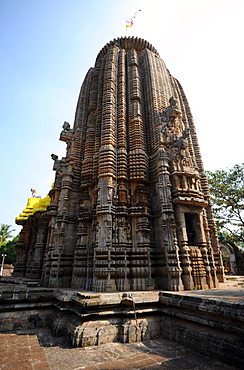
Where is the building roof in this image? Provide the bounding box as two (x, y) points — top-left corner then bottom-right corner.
(15, 195), (51, 222)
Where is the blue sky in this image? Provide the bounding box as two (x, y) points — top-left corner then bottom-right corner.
(1, 0), (244, 236)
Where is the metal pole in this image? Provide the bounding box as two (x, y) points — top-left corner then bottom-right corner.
(0, 254), (7, 276)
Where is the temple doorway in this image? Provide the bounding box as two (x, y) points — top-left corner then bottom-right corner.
(185, 213), (198, 246)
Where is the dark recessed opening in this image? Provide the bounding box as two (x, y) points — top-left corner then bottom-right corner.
(185, 213), (198, 246)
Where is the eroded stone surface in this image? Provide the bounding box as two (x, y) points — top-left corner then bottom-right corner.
(0, 281), (243, 366)
(13, 37), (224, 293)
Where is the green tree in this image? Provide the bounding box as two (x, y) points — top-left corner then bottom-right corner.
(206, 164), (244, 246)
(0, 224), (15, 246)
(0, 224), (18, 264)
(0, 235), (19, 264)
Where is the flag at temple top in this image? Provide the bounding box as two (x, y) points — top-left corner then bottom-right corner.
(126, 10), (141, 28)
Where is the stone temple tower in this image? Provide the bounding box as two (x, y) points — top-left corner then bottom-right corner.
(14, 37), (224, 292)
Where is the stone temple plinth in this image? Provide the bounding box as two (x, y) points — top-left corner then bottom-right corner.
(14, 37), (225, 292)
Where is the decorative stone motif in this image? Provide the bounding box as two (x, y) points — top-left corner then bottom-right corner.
(14, 37), (224, 291)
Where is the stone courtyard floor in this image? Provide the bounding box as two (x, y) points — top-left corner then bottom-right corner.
(0, 327), (240, 370)
(0, 277), (243, 370)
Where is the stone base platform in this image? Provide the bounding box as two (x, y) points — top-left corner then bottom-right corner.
(0, 277), (243, 368)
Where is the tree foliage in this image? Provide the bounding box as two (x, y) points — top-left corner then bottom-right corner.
(0, 235), (19, 264)
(206, 164), (244, 246)
(0, 224), (15, 246)
(0, 224), (18, 264)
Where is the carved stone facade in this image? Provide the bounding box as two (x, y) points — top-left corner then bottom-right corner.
(14, 37), (224, 291)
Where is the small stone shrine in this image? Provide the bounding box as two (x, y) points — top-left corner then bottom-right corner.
(14, 37), (225, 292)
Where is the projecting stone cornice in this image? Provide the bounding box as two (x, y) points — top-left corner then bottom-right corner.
(96, 36), (159, 60)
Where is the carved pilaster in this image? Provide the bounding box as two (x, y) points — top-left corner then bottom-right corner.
(174, 209), (194, 290)
(25, 217), (48, 279)
(12, 221), (31, 277)
(157, 151), (183, 291)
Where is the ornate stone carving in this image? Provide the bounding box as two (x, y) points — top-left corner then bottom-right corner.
(14, 37), (224, 291)
(170, 127), (190, 153)
(161, 96), (181, 123)
(62, 121), (71, 131)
